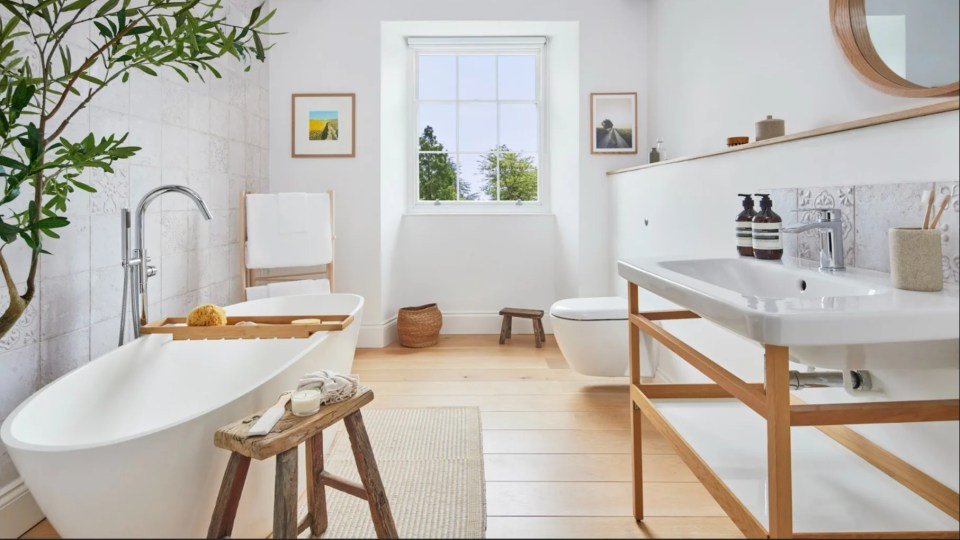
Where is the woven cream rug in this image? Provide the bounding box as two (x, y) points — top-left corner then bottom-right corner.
(313, 407), (486, 539)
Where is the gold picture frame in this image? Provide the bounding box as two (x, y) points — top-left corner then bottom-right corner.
(291, 93), (356, 158)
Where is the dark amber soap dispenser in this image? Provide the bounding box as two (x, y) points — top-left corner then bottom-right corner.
(736, 194), (758, 256)
(752, 193), (783, 260)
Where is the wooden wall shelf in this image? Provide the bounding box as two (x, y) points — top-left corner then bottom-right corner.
(606, 100), (959, 177)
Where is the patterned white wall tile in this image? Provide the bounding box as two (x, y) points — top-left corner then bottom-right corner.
(229, 106), (246, 142)
(210, 136), (229, 174)
(128, 73), (163, 122)
(89, 214), (122, 270)
(188, 91), (211, 132)
(41, 214), (91, 278)
(39, 328), (90, 386)
(89, 165), (130, 215)
(854, 183), (928, 275)
(161, 125), (190, 170)
(161, 254), (191, 300)
(160, 212), (191, 256)
(90, 317), (128, 361)
(39, 272), (91, 340)
(0, 343), (39, 482)
(936, 182), (959, 284)
(0, 283), (39, 353)
(129, 165), (163, 211)
(0, 344), (39, 418)
(90, 266), (125, 324)
(161, 82), (190, 128)
(128, 117), (162, 167)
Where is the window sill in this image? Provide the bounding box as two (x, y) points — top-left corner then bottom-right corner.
(403, 210), (554, 217)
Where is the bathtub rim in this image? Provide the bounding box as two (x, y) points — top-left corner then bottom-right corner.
(1, 293), (364, 454)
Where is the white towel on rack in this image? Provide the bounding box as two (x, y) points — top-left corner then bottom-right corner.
(245, 192), (333, 269)
(245, 278), (331, 301)
(278, 192), (309, 233)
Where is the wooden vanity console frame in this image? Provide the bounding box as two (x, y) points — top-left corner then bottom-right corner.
(627, 282), (960, 539)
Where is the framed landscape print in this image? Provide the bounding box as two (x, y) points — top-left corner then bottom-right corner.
(291, 93), (356, 157)
(590, 92), (638, 154)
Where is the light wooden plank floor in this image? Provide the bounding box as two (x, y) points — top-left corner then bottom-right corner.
(20, 335), (741, 539)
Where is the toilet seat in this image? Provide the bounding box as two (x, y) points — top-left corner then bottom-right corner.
(549, 296), (627, 321)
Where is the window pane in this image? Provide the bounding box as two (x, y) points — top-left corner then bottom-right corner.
(418, 55), (456, 100)
(458, 55), (496, 100)
(458, 103), (497, 152)
(419, 153), (459, 201)
(459, 153), (495, 201)
(418, 103), (456, 152)
(498, 152), (538, 201)
(497, 55), (536, 100)
(499, 103), (538, 152)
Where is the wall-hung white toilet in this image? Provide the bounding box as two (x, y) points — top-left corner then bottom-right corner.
(550, 296), (657, 377)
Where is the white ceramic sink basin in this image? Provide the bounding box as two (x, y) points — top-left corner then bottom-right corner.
(619, 257), (960, 369)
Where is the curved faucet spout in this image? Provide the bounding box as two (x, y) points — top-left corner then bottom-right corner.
(128, 184), (213, 335)
(135, 185), (211, 247)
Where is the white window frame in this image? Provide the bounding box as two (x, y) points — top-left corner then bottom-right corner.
(407, 36), (548, 214)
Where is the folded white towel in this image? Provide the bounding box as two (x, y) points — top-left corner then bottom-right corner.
(245, 278), (330, 301)
(297, 370), (363, 405)
(278, 192), (309, 233)
(245, 192), (333, 269)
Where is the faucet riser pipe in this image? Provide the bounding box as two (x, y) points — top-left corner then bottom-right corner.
(789, 370), (871, 391)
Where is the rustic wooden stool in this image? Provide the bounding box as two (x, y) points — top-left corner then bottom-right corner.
(207, 390), (397, 539)
(499, 307), (546, 348)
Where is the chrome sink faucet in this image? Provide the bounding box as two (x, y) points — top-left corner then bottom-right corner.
(119, 185), (212, 343)
(783, 208), (845, 271)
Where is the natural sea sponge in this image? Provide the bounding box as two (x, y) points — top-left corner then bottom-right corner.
(186, 304), (228, 327)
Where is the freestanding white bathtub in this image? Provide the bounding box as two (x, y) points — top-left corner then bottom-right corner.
(1, 294), (363, 538)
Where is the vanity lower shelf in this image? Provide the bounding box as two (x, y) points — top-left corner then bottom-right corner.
(648, 397), (958, 534)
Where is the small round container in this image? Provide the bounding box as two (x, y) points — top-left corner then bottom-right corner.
(291, 389), (323, 416)
(756, 115), (785, 141)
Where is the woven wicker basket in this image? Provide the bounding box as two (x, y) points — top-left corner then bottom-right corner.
(397, 303), (442, 348)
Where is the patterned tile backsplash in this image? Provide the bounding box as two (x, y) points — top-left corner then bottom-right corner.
(763, 181), (960, 285)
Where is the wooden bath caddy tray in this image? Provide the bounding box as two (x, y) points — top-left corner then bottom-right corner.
(140, 314), (354, 340)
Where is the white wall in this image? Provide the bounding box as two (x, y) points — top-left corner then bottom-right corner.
(268, 0), (647, 344)
(645, 0), (955, 160)
(0, 0), (268, 510)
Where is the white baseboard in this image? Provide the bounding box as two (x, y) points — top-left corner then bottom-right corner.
(0, 479), (43, 538)
(440, 311), (553, 335)
(357, 317), (397, 348)
(359, 311), (553, 348)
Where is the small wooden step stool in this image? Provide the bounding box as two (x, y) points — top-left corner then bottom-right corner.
(207, 390), (397, 539)
(499, 307), (546, 348)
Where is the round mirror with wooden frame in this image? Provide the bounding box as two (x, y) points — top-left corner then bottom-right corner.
(831, 0), (959, 97)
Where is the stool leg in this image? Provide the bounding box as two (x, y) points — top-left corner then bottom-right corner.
(533, 319), (543, 348)
(499, 315), (509, 344)
(535, 318), (546, 345)
(344, 411), (398, 539)
(207, 452), (251, 539)
(273, 448), (299, 539)
(305, 432), (328, 537)
(506, 315), (513, 339)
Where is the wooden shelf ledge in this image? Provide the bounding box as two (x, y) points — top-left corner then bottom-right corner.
(607, 99), (959, 177)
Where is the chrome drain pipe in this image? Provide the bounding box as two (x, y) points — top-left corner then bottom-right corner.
(789, 370), (872, 391)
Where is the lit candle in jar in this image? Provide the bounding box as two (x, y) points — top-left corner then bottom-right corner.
(290, 389), (323, 416)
